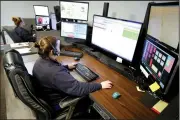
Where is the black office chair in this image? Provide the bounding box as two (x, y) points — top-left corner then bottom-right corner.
(1, 30), (6, 44)
(3, 49), (80, 120)
(3, 27), (23, 43)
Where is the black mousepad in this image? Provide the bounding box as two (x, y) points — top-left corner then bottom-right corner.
(140, 92), (159, 108)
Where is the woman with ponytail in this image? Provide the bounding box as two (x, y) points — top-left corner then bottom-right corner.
(32, 36), (113, 109)
(12, 17), (36, 42)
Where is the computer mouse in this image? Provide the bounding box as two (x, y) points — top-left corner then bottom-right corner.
(74, 57), (80, 61)
(112, 92), (121, 99)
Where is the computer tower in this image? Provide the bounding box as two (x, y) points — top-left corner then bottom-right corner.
(54, 6), (61, 22)
(50, 13), (57, 30)
(102, 2), (109, 17)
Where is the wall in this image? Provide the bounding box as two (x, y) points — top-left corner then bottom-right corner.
(1, 1), (172, 26)
(86, 1), (152, 25)
(1, 1), (59, 26)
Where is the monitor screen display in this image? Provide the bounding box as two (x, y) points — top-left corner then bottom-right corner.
(141, 35), (179, 93)
(34, 5), (49, 16)
(35, 16), (50, 25)
(147, 5), (179, 49)
(61, 22), (87, 40)
(91, 15), (142, 62)
(60, 1), (89, 21)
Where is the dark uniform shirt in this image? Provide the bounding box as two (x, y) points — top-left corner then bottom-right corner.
(14, 27), (36, 42)
(32, 58), (102, 106)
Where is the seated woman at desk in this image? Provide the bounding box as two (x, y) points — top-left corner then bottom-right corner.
(12, 17), (36, 42)
(32, 36), (113, 109)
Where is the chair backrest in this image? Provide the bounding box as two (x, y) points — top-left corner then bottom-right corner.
(3, 49), (55, 120)
(1, 30), (6, 44)
(3, 27), (23, 43)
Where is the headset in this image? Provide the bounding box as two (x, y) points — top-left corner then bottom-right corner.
(49, 39), (60, 56)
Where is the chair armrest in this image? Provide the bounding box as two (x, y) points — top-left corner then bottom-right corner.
(59, 97), (81, 108)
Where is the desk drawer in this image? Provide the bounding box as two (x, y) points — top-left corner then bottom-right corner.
(93, 103), (114, 120)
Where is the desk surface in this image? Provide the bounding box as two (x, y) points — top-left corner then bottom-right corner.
(57, 48), (157, 120)
(36, 30), (60, 40)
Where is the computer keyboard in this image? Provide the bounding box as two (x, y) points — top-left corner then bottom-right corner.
(60, 50), (83, 58)
(75, 63), (99, 82)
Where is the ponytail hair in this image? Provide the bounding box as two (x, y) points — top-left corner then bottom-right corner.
(12, 17), (22, 26)
(34, 36), (56, 58)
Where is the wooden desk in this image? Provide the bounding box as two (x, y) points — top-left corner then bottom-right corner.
(57, 48), (157, 120)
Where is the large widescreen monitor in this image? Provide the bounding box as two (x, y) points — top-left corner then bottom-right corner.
(91, 15), (142, 62)
(147, 2), (179, 49)
(60, 1), (89, 21)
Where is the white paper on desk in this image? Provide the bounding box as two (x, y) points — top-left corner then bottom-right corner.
(24, 61), (36, 75)
(10, 42), (29, 48)
(15, 48), (31, 54)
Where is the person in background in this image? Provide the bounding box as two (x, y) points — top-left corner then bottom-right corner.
(12, 17), (36, 42)
(38, 17), (43, 24)
(32, 36), (113, 110)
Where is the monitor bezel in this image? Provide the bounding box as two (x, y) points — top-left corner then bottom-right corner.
(33, 5), (49, 17)
(146, 2), (179, 51)
(91, 14), (142, 63)
(35, 15), (50, 26)
(60, 21), (88, 40)
(60, 1), (89, 21)
(141, 34), (179, 94)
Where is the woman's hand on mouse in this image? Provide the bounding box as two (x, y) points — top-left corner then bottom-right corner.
(68, 63), (77, 69)
(101, 80), (113, 89)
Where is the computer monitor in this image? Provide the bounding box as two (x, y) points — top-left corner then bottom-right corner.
(60, 1), (89, 21)
(35, 16), (50, 26)
(141, 35), (179, 94)
(61, 21), (88, 40)
(147, 2), (179, 50)
(91, 15), (142, 62)
(33, 5), (49, 16)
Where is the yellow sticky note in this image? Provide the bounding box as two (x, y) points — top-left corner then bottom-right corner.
(152, 100), (168, 114)
(149, 82), (160, 92)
